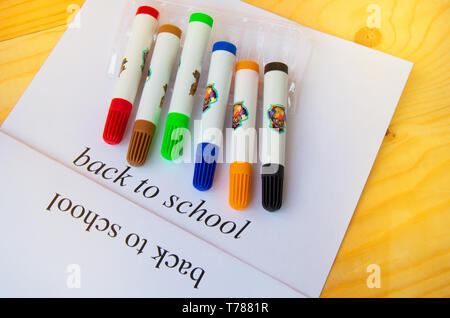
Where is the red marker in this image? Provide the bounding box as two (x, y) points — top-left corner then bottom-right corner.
(103, 6), (159, 145)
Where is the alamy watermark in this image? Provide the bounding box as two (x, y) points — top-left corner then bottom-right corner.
(366, 4), (382, 29)
(67, 4), (81, 29)
(66, 264), (81, 289)
(366, 264), (381, 289)
(164, 120), (285, 167)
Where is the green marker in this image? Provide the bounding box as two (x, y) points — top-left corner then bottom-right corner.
(161, 12), (213, 161)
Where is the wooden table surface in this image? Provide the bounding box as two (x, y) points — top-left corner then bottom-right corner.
(0, 0), (449, 297)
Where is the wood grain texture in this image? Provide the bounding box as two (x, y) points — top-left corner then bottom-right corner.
(0, 25), (67, 124)
(0, 0), (449, 297)
(0, 0), (84, 41)
(243, 0), (450, 297)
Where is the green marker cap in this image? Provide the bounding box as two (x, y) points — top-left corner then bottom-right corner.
(161, 112), (191, 161)
(189, 12), (214, 28)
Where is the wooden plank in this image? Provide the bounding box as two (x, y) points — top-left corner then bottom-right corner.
(0, 0), (84, 41)
(0, 25), (67, 123)
(243, 0), (450, 297)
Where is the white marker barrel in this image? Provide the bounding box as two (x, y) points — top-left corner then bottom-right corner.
(229, 60), (260, 210)
(200, 41), (236, 147)
(127, 25), (182, 167)
(103, 6), (159, 145)
(193, 41), (237, 192)
(230, 61), (259, 163)
(161, 12), (213, 161)
(261, 62), (289, 212)
(261, 62), (288, 166)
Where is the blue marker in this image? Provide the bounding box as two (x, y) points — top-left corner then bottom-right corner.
(193, 41), (237, 191)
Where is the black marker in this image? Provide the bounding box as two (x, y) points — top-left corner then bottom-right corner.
(261, 62), (288, 212)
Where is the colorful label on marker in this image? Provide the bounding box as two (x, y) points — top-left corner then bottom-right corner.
(232, 101), (249, 130)
(190, 70), (201, 96)
(267, 104), (286, 134)
(136, 30), (181, 126)
(203, 84), (218, 112)
(119, 57), (128, 76)
(145, 66), (152, 83)
(141, 48), (150, 72)
(160, 84), (168, 108)
(167, 19), (212, 117)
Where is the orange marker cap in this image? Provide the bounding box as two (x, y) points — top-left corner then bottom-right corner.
(236, 60), (260, 73)
(229, 162), (252, 210)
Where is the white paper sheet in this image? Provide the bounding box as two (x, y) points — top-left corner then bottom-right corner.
(0, 131), (303, 297)
(0, 0), (412, 297)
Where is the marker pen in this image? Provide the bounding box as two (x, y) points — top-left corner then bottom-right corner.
(161, 12), (213, 161)
(261, 62), (288, 212)
(103, 6), (159, 145)
(229, 61), (260, 210)
(193, 41), (237, 191)
(127, 24), (182, 167)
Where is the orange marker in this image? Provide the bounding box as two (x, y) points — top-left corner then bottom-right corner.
(229, 61), (260, 210)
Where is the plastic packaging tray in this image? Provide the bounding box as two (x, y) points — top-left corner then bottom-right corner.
(107, 0), (312, 161)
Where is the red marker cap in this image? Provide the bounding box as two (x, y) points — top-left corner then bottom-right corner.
(103, 98), (133, 145)
(136, 6), (159, 20)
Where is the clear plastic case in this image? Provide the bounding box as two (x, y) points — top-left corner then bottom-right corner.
(107, 0), (312, 162)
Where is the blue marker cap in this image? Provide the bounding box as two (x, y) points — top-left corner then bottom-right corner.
(212, 41), (237, 56)
(193, 143), (220, 191)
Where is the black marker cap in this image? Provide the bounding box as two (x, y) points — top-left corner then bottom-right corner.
(262, 164), (284, 212)
(264, 62), (288, 75)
